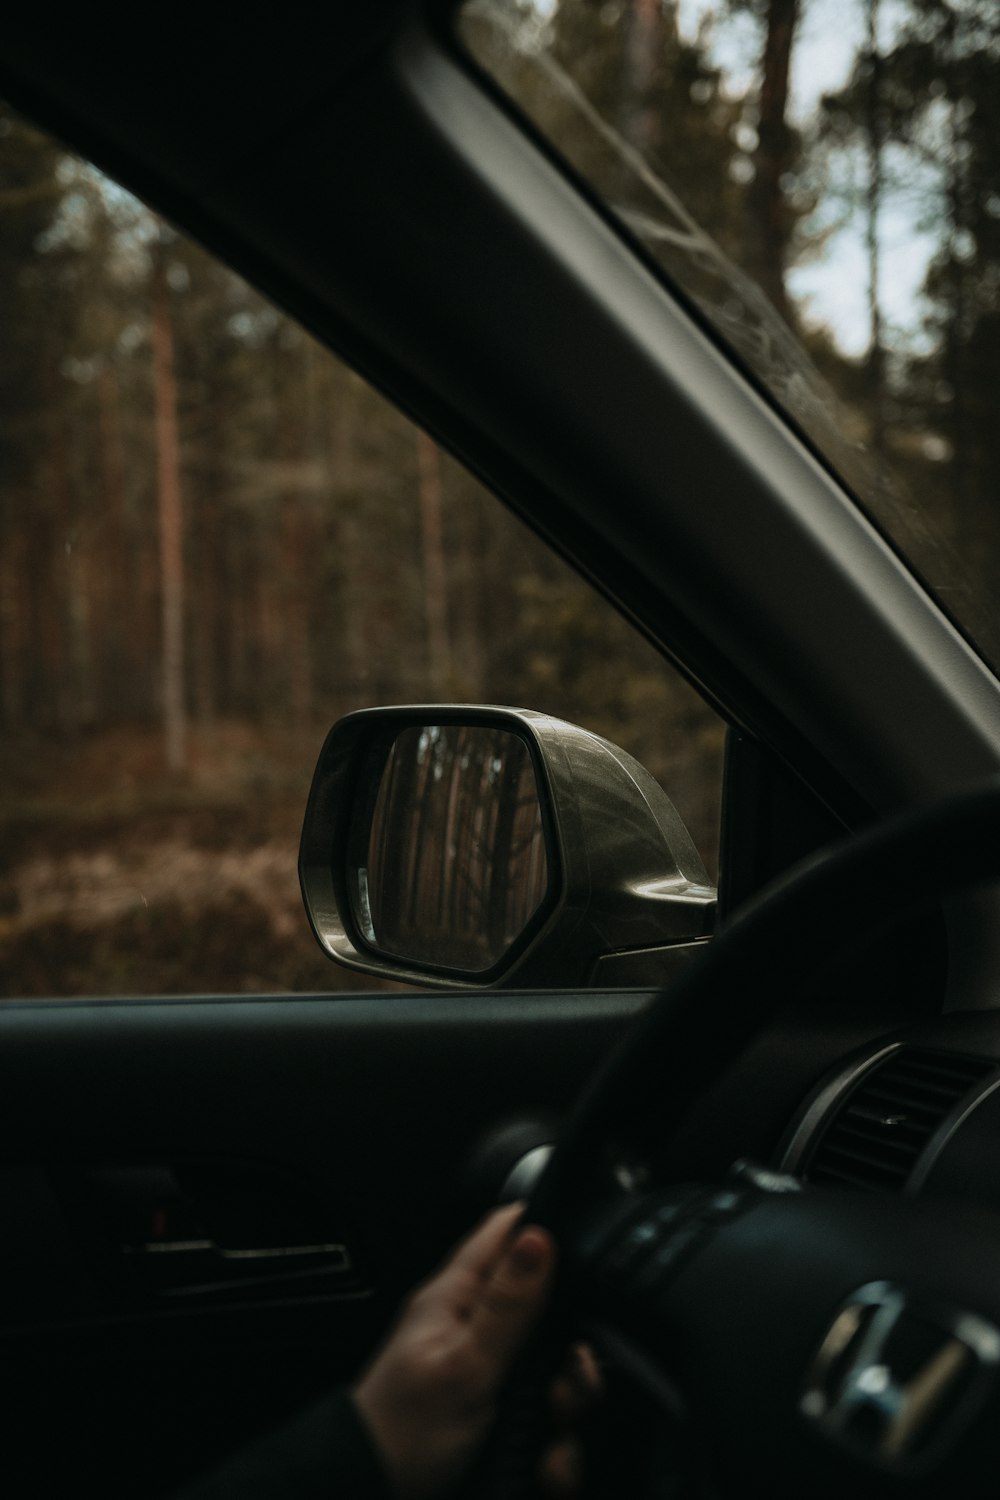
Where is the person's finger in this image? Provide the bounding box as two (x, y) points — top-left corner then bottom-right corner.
(352, 1204), (556, 1500)
(427, 1201), (526, 1308)
(549, 1342), (603, 1425)
(570, 1343), (602, 1396)
(465, 1219), (556, 1372)
(537, 1435), (583, 1497)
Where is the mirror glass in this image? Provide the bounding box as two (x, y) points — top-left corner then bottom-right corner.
(354, 724), (550, 972)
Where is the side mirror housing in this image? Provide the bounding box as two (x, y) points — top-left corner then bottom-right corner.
(299, 705), (715, 989)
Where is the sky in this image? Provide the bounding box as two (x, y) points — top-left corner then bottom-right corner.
(677, 0), (941, 355)
(492, 0), (944, 355)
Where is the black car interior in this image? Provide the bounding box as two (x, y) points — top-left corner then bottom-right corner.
(5, 5), (1000, 1498)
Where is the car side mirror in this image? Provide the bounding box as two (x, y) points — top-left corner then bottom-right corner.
(299, 706), (716, 989)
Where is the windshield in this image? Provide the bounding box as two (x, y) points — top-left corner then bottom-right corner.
(461, 0), (1000, 672)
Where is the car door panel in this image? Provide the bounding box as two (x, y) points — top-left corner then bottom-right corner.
(0, 989), (646, 1495)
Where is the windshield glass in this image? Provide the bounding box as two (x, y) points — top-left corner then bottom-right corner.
(461, 0), (1000, 672)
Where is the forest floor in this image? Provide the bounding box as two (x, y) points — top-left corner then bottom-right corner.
(0, 722), (394, 998)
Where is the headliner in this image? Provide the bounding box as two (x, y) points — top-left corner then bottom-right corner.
(0, 5), (413, 209)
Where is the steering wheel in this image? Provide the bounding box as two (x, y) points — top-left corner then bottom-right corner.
(510, 777), (1000, 1498)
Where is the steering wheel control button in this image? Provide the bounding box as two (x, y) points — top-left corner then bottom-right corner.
(727, 1159), (802, 1195)
(605, 1215), (661, 1275)
(700, 1188), (746, 1221)
(633, 1221), (708, 1296)
(800, 1281), (1000, 1475)
(589, 1186), (734, 1307)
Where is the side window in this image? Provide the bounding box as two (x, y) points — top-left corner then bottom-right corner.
(0, 103), (725, 999)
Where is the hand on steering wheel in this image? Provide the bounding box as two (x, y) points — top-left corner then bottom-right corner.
(352, 1203), (600, 1498)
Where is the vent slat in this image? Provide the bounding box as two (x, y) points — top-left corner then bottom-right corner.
(842, 1106), (927, 1139)
(834, 1120), (923, 1157)
(819, 1139), (918, 1175)
(866, 1077), (974, 1106)
(810, 1164), (890, 1190)
(858, 1086), (947, 1119)
(810, 1155), (909, 1189)
(887, 1057), (992, 1086)
(804, 1048), (997, 1192)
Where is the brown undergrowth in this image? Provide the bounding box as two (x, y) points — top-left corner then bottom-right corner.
(1, 722), (397, 998)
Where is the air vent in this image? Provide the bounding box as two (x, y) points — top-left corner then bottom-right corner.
(805, 1047), (998, 1192)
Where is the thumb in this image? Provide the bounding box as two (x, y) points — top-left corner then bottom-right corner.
(471, 1223), (555, 1374)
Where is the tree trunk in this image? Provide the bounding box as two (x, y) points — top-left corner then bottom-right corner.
(282, 496), (314, 727)
(151, 235), (187, 771)
(0, 512), (25, 728)
(750, 0), (799, 324)
(621, 0), (670, 154)
(327, 377), (370, 703)
(415, 430), (451, 697)
(97, 361), (131, 718)
(46, 367), (74, 733)
(191, 528), (218, 727)
(864, 0), (887, 466)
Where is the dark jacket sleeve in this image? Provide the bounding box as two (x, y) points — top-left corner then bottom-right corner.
(172, 1387), (394, 1500)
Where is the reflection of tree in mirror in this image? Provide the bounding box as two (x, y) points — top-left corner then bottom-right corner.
(364, 726), (549, 973)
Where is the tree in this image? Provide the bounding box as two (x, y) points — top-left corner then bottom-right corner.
(151, 229), (187, 770)
(746, 0), (801, 323)
(0, 105), (67, 729)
